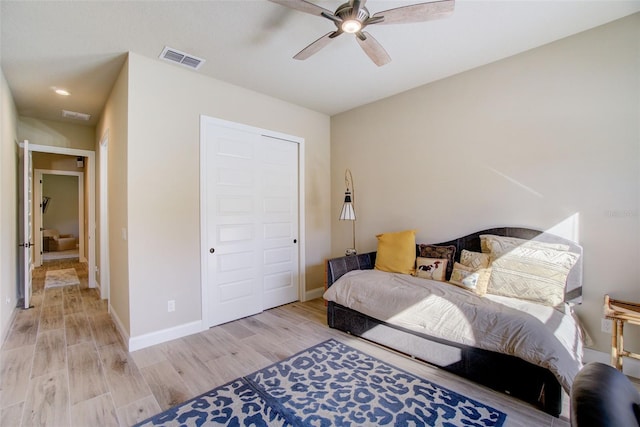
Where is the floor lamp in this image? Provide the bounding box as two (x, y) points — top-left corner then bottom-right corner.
(339, 169), (357, 256)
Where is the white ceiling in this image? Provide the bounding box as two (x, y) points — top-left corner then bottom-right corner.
(2, 0), (639, 126)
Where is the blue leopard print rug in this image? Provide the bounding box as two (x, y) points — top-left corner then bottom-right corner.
(135, 339), (507, 426)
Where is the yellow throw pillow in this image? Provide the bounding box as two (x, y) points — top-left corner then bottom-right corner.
(374, 229), (417, 275)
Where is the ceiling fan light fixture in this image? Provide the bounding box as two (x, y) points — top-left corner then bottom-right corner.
(341, 19), (362, 33)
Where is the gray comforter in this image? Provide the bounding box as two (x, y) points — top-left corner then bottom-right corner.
(323, 269), (585, 393)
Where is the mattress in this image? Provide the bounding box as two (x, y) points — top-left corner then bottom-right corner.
(323, 269), (585, 393)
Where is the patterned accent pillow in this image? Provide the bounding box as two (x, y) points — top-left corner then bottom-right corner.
(418, 244), (456, 280)
(460, 250), (490, 270)
(486, 245), (580, 307)
(449, 262), (491, 295)
(480, 234), (569, 259)
(374, 230), (417, 275)
(415, 257), (448, 281)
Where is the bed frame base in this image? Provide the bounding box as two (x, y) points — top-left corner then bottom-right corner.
(328, 301), (562, 416)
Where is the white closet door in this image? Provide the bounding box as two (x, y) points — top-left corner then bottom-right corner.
(205, 124), (262, 327)
(260, 136), (299, 310)
(203, 119), (300, 328)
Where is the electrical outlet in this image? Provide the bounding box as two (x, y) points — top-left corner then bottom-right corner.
(601, 318), (612, 334)
(168, 300), (175, 312)
(5, 297), (10, 305)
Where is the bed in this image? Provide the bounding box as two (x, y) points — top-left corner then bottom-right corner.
(323, 227), (584, 417)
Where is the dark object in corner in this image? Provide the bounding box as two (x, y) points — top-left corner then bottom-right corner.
(571, 362), (640, 427)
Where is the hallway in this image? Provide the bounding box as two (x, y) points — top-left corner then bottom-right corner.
(0, 259), (334, 426)
(0, 259), (121, 426)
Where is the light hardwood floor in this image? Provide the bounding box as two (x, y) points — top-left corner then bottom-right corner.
(1, 260), (571, 426)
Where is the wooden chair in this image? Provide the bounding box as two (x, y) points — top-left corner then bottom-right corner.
(604, 295), (640, 370)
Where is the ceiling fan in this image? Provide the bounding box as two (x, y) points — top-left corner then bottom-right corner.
(268, 0), (455, 66)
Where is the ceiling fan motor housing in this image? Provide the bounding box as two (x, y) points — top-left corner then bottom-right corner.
(335, 3), (370, 26)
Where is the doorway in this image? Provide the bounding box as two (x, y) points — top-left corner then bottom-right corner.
(34, 170), (84, 264)
(26, 144), (97, 289)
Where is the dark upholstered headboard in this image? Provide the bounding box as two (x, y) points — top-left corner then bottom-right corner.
(326, 227), (583, 305)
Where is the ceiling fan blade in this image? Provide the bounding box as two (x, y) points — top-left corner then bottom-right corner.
(371, 0), (455, 25)
(352, 0), (362, 17)
(293, 32), (337, 60)
(268, 0), (334, 18)
(356, 31), (391, 67)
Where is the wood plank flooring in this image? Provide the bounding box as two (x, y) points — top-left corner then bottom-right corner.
(0, 259), (573, 426)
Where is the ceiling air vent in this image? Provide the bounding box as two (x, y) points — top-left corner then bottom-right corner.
(159, 46), (205, 70)
(62, 110), (91, 121)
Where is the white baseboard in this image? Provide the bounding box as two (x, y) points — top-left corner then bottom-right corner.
(583, 347), (640, 379)
(1, 306), (18, 347)
(128, 320), (204, 352)
(304, 287), (324, 301)
(109, 305), (131, 349)
(108, 302), (204, 352)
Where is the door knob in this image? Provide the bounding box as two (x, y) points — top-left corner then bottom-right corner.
(209, 248), (215, 254)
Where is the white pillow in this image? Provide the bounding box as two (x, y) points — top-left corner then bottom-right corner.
(486, 245), (579, 307)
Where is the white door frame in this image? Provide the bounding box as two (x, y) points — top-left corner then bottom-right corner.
(29, 144), (97, 288)
(199, 116), (306, 329)
(99, 130), (110, 301)
(34, 170), (85, 266)
(18, 140), (33, 309)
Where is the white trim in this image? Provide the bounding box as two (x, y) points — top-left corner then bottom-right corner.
(297, 139), (307, 302)
(99, 130), (110, 301)
(34, 169), (85, 265)
(199, 116), (306, 327)
(0, 307), (18, 347)
(109, 303), (130, 349)
(583, 347), (640, 379)
(305, 287), (324, 302)
(128, 321), (204, 352)
(199, 127), (209, 327)
(27, 144), (97, 288)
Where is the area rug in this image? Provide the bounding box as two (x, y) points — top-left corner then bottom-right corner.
(135, 339), (507, 427)
(44, 268), (80, 288)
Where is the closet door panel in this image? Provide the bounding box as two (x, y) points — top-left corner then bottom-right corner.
(260, 136), (299, 310)
(205, 123), (261, 327)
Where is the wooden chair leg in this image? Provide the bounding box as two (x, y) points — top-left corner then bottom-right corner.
(613, 320), (624, 372)
(617, 320), (624, 370)
(611, 319), (619, 368)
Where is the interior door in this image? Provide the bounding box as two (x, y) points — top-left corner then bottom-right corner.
(260, 135), (299, 310)
(18, 140), (33, 309)
(205, 122), (263, 327)
(202, 118), (300, 328)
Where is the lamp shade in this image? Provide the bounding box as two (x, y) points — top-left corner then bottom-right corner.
(339, 190), (356, 220)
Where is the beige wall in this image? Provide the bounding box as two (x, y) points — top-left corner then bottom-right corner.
(125, 53), (331, 338)
(96, 58), (130, 333)
(42, 174), (80, 237)
(18, 117), (95, 150)
(331, 14), (640, 354)
(32, 152), (87, 172)
(0, 70), (18, 339)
